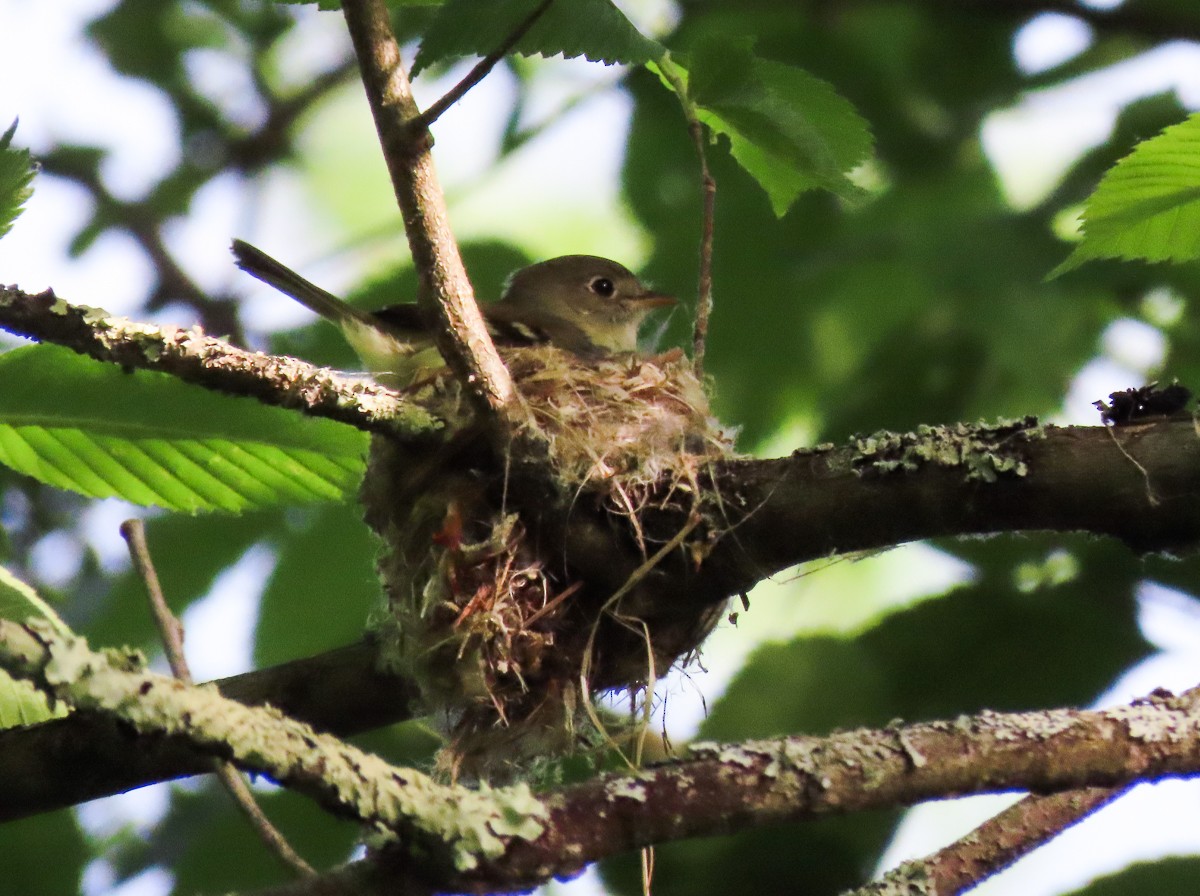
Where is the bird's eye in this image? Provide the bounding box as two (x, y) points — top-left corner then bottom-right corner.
(589, 277), (616, 298)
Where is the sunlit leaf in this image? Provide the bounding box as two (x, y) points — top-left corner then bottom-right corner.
(1053, 112), (1200, 276)
(412, 0), (664, 76)
(0, 345), (367, 513)
(0, 120), (36, 241)
(687, 40), (873, 214)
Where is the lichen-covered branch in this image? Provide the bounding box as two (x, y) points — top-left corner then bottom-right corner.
(856, 784), (1127, 896)
(0, 641), (416, 821)
(248, 687), (1200, 893)
(0, 283), (440, 438)
(470, 691), (1200, 888)
(6, 615), (1200, 891)
(590, 416), (1200, 616)
(340, 0), (517, 423)
(0, 620), (545, 876)
(5, 412), (1200, 821)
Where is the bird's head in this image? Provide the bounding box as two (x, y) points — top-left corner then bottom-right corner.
(500, 255), (675, 355)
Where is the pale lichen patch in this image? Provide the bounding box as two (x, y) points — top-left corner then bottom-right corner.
(872, 859), (935, 895)
(609, 777), (649, 802)
(717, 744), (763, 769)
(974, 709), (1027, 743)
(22, 622), (548, 874)
(1109, 703), (1193, 743)
(1016, 708), (1079, 741)
(852, 416), (1042, 482)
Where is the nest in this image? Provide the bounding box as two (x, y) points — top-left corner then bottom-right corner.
(364, 345), (735, 777)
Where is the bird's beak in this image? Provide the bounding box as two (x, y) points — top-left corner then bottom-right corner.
(626, 291), (676, 309)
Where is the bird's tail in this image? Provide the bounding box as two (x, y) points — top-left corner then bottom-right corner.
(231, 239), (381, 332)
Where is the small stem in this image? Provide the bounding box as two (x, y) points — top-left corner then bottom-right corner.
(215, 764), (318, 878)
(690, 121), (716, 378)
(657, 55), (716, 377)
(417, 0), (554, 130)
(119, 519), (190, 681)
(119, 519), (316, 878)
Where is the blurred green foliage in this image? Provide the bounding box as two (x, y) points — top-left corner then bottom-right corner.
(2, 0), (1200, 894)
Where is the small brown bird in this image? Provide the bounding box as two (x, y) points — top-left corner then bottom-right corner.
(231, 240), (674, 380)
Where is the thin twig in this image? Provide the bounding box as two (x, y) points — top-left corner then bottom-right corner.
(416, 0), (555, 130)
(213, 765), (318, 878)
(689, 120), (716, 378)
(119, 519), (316, 878)
(657, 58), (717, 377)
(340, 0), (517, 423)
(119, 519), (190, 681)
(865, 786), (1126, 895)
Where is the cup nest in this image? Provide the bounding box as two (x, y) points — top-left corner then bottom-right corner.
(364, 345), (736, 777)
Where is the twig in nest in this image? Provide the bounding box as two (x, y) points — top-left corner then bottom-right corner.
(119, 519), (316, 878)
(578, 512), (703, 770)
(524, 580), (584, 627)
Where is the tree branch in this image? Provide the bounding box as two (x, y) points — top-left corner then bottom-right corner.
(857, 784), (1127, 895)
(453, 687), (1200, 890)
(0, 620), (543, 878)
(555, 416), (1200, 625)
(244, 686), (1200, 894)
(6, 614), (1200, 891)
(0, 640), (417, 821)
(340, 0), (517, 423)
(0, 284), (439, 438)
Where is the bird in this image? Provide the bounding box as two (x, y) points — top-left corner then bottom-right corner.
(230, 240), (675, 383)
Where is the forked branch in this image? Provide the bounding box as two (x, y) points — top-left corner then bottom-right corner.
(340, 0), (517, 425)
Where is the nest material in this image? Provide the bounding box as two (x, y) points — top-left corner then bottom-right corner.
(506, 345), (728, 486)
(365, 345), (735, 776)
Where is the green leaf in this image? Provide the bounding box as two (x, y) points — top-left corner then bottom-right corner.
(687, 40), (873, 214)
(412, 0), (665, 76)
(1066, 857), (1200, 896)
(255, 503), (379, 666)
(0, 120), (36, 241)
(1053, 112), (1200, 276)
(0, 345), (367, 513)
(0, 565), (70, 729)
(0, 565), (71, 636)
(0, 813), (87, 895)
